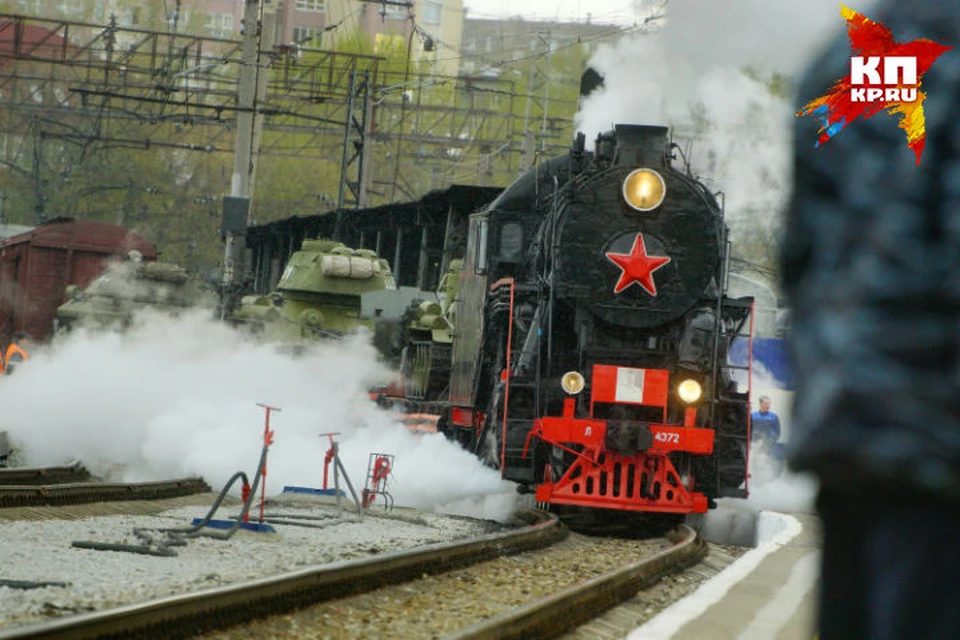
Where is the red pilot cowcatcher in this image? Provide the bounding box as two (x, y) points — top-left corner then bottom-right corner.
(523, 364), (715, 514)
(605, 233), (671, 295)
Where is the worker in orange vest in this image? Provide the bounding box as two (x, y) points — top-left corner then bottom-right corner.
(4, 332), (30, 376)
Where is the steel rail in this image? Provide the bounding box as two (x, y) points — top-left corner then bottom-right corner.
(0, 461), (90, 485)
(446, 524), (705, 640)
(0, 509), (566, 640)
(0, 477), (211, 508)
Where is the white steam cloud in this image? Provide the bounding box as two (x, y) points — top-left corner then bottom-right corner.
(742, 361), (815, 515)
(577, 0), (880, 249)
(3, 312), (517, 522)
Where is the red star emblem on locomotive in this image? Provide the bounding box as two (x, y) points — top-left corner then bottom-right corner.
(605, 233), (671, 296)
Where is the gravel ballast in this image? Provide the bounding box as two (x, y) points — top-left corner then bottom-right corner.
(0, 494), (504, 631)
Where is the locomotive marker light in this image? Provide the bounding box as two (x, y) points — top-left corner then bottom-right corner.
(561, 371), (585, 395)
(677, 379), (702, 404)
(622, 168), (666, 212)
(678, 379), (702, 428)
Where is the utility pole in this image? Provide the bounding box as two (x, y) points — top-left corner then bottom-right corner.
(539, 30), (552, 154)
(167, 0), (181, 32)
(518, 30), (552, 174)
(334, 68), (372, 239)
(221, 0), (276, 317)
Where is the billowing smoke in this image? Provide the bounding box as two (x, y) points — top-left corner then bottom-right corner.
(577, 0), (880, 251)
(2, 312), (517, 521)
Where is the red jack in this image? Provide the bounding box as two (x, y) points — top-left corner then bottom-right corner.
(319, 432), (342, 490)
(256, 403), (281, 524)
(361, 453), (394, 510)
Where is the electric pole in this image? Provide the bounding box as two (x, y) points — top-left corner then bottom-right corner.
(221, 0), (276, 316)
(540, 30), (552, 153)
(519, 30), (553, 174)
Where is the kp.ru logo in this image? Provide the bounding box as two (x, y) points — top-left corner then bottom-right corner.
(796, 5), (952, 165)
(849, 56), (917, 103)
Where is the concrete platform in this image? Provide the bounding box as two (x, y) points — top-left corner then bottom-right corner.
(631, 511), (822, 640)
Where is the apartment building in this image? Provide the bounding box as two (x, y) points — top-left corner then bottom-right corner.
(459, 15), (625, 77)
(10, 0), (463, 76)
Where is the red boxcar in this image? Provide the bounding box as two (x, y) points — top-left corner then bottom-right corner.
(0, 219), (157, 343)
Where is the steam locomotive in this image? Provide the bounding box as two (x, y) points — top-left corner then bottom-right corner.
(440, 124), (754, 523)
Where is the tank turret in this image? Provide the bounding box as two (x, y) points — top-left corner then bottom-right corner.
(55, 251), (218, 332)
(229, 239), (396, 343)
(395, 259), (463, 401)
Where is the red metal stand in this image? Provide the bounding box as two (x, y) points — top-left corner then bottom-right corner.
(361, 453), (394, 509)
(319, 432), (341, 490)
(256, 403), (280, 524)
(241, 481), (252, 523)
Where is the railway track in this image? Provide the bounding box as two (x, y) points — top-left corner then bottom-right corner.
(197, 523), (705, 639)
(0, 508), (565, 640)
(0, 469), (719, 640)
(0, 463), (210, 509)
(447, 526), (704, 640)
(0, 461), (91, 485)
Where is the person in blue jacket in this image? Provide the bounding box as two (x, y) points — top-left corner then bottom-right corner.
(750, 396), (781, 446)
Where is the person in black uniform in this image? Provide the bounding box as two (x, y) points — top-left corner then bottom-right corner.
(782, 1), (960, 638)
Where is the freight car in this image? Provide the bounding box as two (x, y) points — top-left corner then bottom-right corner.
(0, 219), (157, 343)
(422, 125), (755, 526)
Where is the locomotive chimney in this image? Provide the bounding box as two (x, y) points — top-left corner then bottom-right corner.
(613, 125), (670, 168)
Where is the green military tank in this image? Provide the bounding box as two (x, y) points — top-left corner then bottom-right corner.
(399, 259), (461, 401)
(229, 239), (404, 344)
(55, 251), (219, 332)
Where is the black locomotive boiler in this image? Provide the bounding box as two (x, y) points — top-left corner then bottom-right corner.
(443, 124), (754, 520)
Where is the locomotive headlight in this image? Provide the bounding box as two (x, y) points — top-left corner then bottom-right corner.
(677, 379), (702, 404)
(561, 371), (586, 395)
(622, 168), (666, 212)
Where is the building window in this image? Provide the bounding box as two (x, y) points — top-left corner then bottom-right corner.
(382, 3), (407, 20)
(58, 0), (85, 19)
(17, 0), (43, 15)
(120, 6), (141, 27)
(422, 1), (441, 25)
(206, 13), (234, 38)
(293, 26), (319, 45)
(295, 0), (325, 12)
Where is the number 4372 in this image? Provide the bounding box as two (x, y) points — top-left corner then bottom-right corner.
(654, 431), (680, 444)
